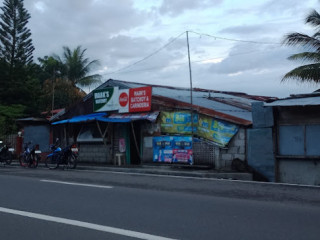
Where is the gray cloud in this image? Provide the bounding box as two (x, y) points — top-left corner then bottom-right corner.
(159, 0), (223, 16)
(25, 0), (149, 58)
(6, 0), (317, 98)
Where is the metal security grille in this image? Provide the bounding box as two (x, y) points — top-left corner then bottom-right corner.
(193, 140), (216, 166)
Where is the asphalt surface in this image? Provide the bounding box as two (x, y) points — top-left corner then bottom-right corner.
(0, 166), (319, 240)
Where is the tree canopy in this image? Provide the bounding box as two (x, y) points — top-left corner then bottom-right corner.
(282, 9), (320, 83)
(56, 46), (101, 88)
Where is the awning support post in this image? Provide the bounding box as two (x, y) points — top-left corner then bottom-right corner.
(96, 121), (109, 146)
(131, 121), (141, 160)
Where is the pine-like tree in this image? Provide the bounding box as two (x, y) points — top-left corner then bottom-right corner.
(0, 0), (34, 76)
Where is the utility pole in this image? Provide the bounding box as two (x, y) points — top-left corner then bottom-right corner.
(186, 31), (194, 165)
(51, 68), (55, 116)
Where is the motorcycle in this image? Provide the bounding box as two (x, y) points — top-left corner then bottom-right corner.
(19, 142), (41, 168)
(0, 140), (13, 165)
(45, 139), (78, 169)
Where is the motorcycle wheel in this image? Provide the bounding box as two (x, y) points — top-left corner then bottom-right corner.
(5, 151), (12, 165)
(67, 153), (77, 169)
(29, 154), (40, 168)
(45, 155), (59, 169)
(18, 155), (28, 167)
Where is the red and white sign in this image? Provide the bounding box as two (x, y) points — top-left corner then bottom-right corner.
(119, 86), (152, 113)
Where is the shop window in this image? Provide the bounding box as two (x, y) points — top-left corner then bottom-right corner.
(77, 124), (103, 142)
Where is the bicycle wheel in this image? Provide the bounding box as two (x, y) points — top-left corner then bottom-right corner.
(67, 153), (77, 169)
(45, 155), (59, 169)
(5, 151), (13, 165)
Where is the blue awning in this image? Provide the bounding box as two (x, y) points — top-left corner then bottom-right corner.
(52, 111), (159, 125)
(103, 111), (159, 123)
(52, 112), (108, 125)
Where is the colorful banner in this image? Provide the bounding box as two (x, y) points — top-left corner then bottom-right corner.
(198, 115), (239, 147)
(93, 87), (119, 112)
(160, 111), (239, 147)
(153, 136), (193, 164)
(160, 111), (198, 134)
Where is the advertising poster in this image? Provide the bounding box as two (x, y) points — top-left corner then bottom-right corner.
(153, 136), (193, 164)
(160, 111), (239, 147)
(198, 115), (239, 147)
(160, 111), (198, 134)
(93, 87), (119, 112)
(153, 136), (173, 163)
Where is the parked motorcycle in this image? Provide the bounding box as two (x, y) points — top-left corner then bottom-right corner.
(0, 140), (13, 165)
(45, 139), (78, 169)
(19, 142), (41, 168)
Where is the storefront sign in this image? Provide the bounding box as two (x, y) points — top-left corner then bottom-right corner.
(93, 87), (119, 112)
(94, 86), (152, 113)
(160, 111), (239, 147)
(153, 136), (193, 164)
(119, 86), (152, 113)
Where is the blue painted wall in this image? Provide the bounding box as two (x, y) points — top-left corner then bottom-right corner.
(24, 125), (50, 152)
(247, 128), (275, 181)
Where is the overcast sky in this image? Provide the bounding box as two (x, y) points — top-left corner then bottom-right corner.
(18, 0), (320, 97)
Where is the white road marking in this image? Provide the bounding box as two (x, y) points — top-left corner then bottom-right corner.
(0, 207), (177, 240)
(40, 180), (113, 189)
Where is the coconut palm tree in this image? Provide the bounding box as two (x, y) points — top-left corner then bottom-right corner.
(282, 9), (320, 83)
(57, 46), (101, 88)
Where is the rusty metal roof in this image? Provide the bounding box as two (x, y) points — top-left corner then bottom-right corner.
(88, 79), (276, 126)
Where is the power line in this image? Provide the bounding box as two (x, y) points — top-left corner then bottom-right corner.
(103, 30), (282, 77)
(188, 30), (282, 45)
(105, 31), (186, 75)
(104, 49), (267, 75)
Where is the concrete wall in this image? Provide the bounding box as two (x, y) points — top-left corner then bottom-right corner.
(279, 160), (320, 185)
(78, 142), (112, 164)
(217, 128), (246, 170)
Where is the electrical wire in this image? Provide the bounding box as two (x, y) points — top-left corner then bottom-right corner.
(105, 31), (186, 75)
(104, 49), (267, 75)
(102, 30), (282, 76)
(187, 30), (282, 45)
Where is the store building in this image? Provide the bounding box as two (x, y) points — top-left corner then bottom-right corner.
(52, 79), (275, 170)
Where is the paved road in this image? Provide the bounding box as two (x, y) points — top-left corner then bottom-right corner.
(0, 166), (319, 240)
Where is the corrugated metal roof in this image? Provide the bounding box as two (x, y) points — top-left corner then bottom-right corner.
(264, 96), (320, 107)
(95, 79), (261, 126)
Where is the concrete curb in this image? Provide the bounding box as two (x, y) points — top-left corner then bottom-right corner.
(9, 160), (253, 181)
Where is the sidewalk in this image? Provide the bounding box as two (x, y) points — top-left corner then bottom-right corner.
(75, 163), (253, 181)
(9, 160), (253, 181)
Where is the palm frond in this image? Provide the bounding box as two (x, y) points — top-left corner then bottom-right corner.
(282, 32), (320, 50)
(287, 52), (320, 63)
(305, 9), (320, 29)
(282, 63), (320, 83)
(76, 74), (102, 87)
